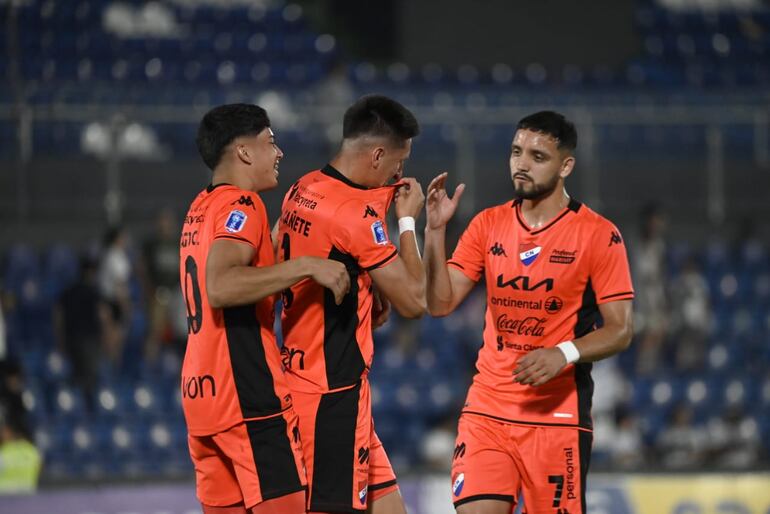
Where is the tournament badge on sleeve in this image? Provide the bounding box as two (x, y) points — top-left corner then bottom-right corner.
(371, 220), (389, 245)
(225, 209), (247, 233)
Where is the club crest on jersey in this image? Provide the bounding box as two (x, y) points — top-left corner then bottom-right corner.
(371, 220), (388, 245)
(452, 473), (465, 496)
(225, 210), (247, 233)
(519, 244), (541, 266)
(358, 481), (368, 505)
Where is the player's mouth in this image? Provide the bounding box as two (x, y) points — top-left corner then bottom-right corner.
(513, 173), (531, 182)
(392, 171), (402, 182)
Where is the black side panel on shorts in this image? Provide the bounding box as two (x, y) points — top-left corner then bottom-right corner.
(310, 382), (363, 514)
(579, 430), (593, 514)
(574, 279), (598, 429)
(246, 416), (304, 501)
(324, 246), (366, 390)
(224, 304), (282, 418)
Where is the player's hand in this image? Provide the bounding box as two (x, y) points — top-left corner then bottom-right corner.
(394, 177), (425, 220)
(425, 172), (465, 231)
(512, 347), (568, 387)
(308, 258), (351, 305)
(371, 285), (391, 329)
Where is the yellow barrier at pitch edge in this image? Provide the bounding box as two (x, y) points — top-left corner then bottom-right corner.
(627, 474), (770, 514)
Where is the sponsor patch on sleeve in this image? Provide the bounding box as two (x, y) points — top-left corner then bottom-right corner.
(225, 209), (247, 233)
(371, 220), (388, 245)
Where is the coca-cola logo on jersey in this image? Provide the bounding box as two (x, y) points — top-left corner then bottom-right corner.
(496, 315), (546, 336)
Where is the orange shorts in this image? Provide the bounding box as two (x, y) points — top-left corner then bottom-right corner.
(188, 408), (307, 509)
(451, 413), (592, 514)
(292, 379), (399, 514)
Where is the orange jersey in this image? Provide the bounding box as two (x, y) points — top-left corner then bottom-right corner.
(277, 165), (399, 394)
(448, 199), (634, 429)
(180, 183), (292, 436)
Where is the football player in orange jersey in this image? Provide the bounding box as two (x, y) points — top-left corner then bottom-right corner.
(180, 104), (350, 514)
(277, 95), (427, 514)
(424, 111), (634, 514)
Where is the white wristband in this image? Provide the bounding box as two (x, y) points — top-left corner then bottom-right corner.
(556, 341), (580, 364)
(398, 216), (416, 235)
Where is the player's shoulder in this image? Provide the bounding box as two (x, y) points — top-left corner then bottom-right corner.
(473, 200), (515, 225)
(575, 202), (620, 231)
(210, 185), (265, 213)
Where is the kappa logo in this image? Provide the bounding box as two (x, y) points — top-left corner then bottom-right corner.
(231, 195), (256, 211)
(363, 205), (379, 218)
(287, 182), (300, 201)
(488, 242), (508, 256)
(609, 230), (623, 246)
(453, 442), (466, 460)
(358, 446), (370, 465)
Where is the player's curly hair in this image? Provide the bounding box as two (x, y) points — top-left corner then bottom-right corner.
(342, 95), (420, 146)
(517, 111), (577, 152)
(196, 103), (271, 170)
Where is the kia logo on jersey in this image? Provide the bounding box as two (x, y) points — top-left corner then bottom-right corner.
(519, 244), (541, 266)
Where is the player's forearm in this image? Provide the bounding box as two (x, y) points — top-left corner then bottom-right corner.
(207, 257), (314, 308)
(573, 320), (634, 362)
(394, 231), (427, 318)
(423, 227), (455, 317)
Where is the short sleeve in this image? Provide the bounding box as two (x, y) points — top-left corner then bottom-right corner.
(590, 221), (635, 304)
(447, 210), (488, 283)
(212, 191), (266, 249)
(334, 199), (398, 271)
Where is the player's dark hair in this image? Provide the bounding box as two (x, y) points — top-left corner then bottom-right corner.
(516, 111), (577, 152)
(342, 95), (419, 145)
(196, 103), (271, 170)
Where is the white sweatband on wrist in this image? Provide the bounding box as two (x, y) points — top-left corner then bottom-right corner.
(398, 216), (416, 235)
(556, 341), (580, 364)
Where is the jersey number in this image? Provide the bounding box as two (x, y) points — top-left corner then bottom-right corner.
(280, 233), (294, 309)
(548, 475), (565, 508)
(184, 255), (203, 334)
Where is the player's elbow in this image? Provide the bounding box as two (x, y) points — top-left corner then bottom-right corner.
(427, 303), (452, 318)
(615, 318), (635, 352)
(393, 297), (427, 319)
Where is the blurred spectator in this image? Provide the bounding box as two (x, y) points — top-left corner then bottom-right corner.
(0, 409), (41, 494)
(609, 406), (645, 470)
(0, 301), (6, 363)
(142, 208), (185, 361)
(706, 406), (762, 469)
(99, 226), (132, 368)
(53, 257), (109, 408)
(420, 415), (456, 473)
(631, 203), (670, 374)
(656, 403), (708, 469)
(0, 361), (27, 441)
(670, 256), (711, 371)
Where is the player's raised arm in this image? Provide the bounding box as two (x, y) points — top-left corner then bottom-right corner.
(206, 240), (350, 308)
(423, 172), (474, 317)
(369, 177), (427, 318)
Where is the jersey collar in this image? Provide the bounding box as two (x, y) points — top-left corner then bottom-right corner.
(321, 164), (369, 190)
(512, 197), (582, 235)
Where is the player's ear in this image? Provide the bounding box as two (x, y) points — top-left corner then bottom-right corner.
(560, 155), (575, 179)
(236, 143), (252, 165)
(371, 146), (385, 170)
